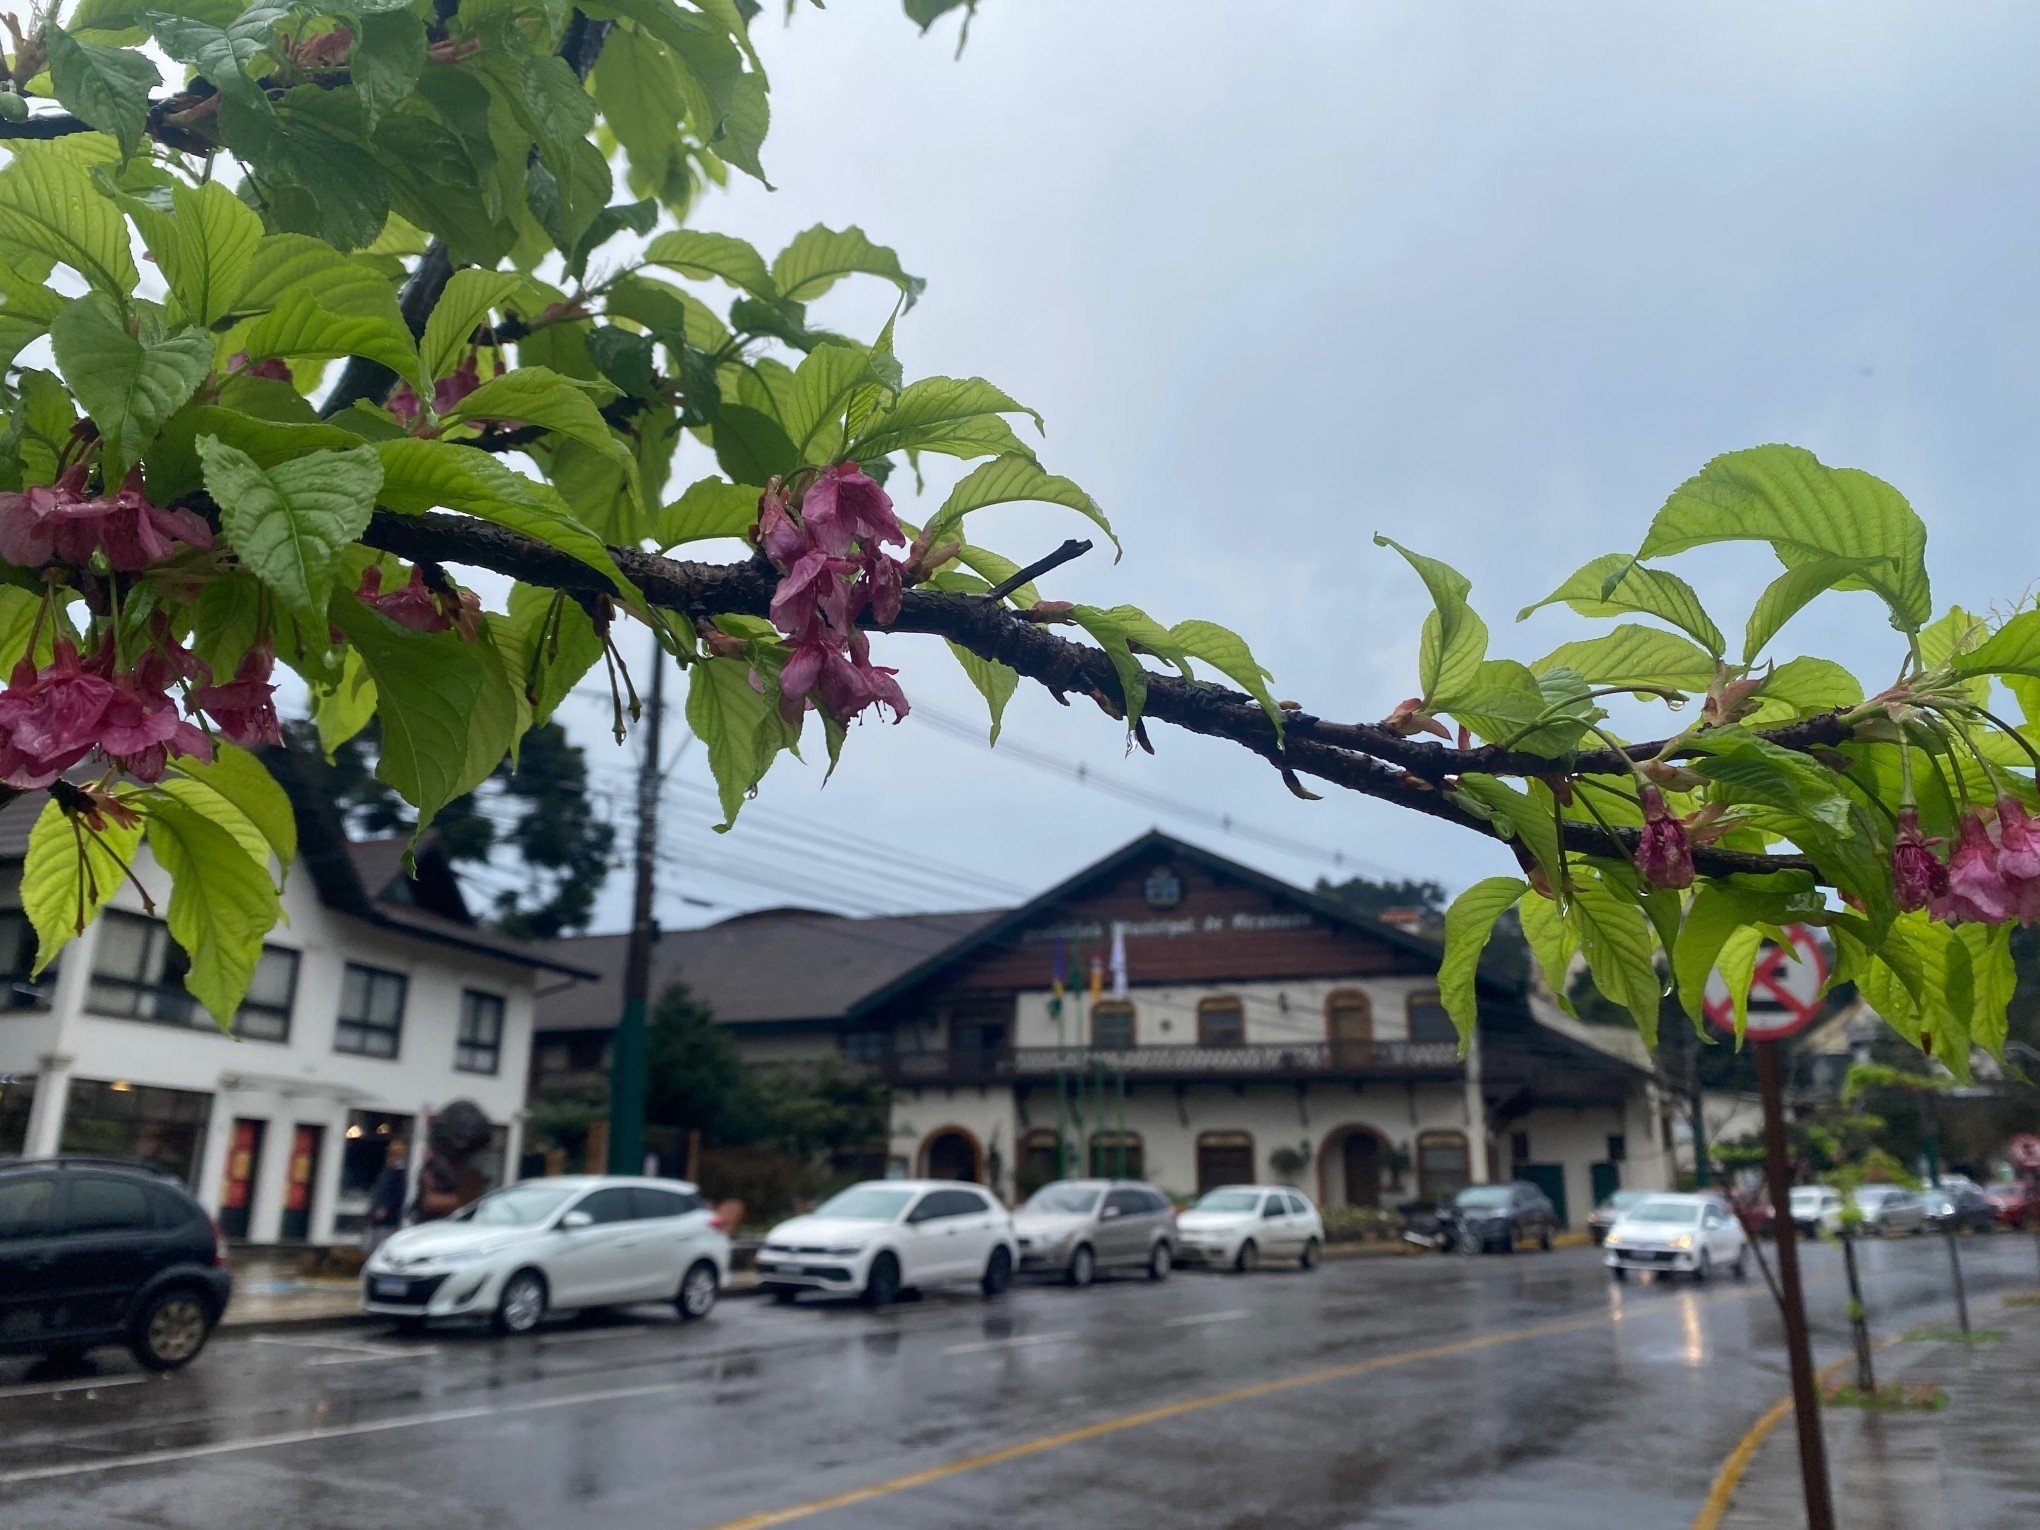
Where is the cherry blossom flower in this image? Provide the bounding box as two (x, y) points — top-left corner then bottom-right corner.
(0, 642), (117, 788)
(1930, 812), (2013, 924)
(388, 354), (485, 426)
(191, 641), (282, 748)
(1633, 785), (1695, 890)
(767, 548), (859, 640)
(800, 462), (903, 556)
(228, 351), (295, 385)
(1380, 696), (1450, 740)
(359, 565), (482, 639)
(1890, 807), (1949, 913)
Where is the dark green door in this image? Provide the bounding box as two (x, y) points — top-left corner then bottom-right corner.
(1519, 1163), (1568, 1226)
(1590, 1161), (1620, 1209)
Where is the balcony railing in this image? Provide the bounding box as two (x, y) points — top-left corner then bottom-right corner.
(883, 1039), (1463, 1087)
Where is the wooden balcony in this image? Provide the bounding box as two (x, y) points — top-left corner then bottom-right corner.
(882, 1039), (1463, 1088)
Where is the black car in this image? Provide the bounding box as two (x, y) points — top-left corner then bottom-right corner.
(1448, 1182), (1562, 1254)
(0, 1156), (232, 1370)
(1923, 1184), (1998, 1234)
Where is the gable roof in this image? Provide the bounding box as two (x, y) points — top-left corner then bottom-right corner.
(842, 828), (1512, 1021)
(536, 907), (1003, 1033)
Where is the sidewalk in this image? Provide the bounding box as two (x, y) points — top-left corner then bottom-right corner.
(1720, 1295), (2040, 1530)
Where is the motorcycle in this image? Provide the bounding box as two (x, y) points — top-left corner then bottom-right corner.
(1399, 1199), (1478, 1255)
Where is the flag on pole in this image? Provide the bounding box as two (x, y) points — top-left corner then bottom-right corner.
(1049, 937), (1067, 1019)
(1088, 950), (1104, 1004)
(1109, 920), (1128, 999)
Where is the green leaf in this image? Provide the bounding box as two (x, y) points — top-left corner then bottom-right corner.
(146, 1), (289, 102)
(420, 269), (522, 383)
(1439, 876), (1529, 1051)
(51, 294), (213, 475)
(923, 454), (1119, 559)
(946, 640), (1019, 745)
(215, 86), (388, 252)
(240, 287), (427, 393)
(1673, 882), (1759, 1026)
(1528, 624), (1717, 693)
(1067, 605), (1163, 727)
(1516, 889), (1577, 1013)
(1715, 926), (1766, 1043)
(145, 791), (280, 1025)
(1372, 535), (1487, 704)
(0, 141), (139, 297)
(687, 653), (795, 828)
(330, 593), (520, 836)
(1169, 618), (1285, 739)
(642, 228), (777, 298)
(198, 438), (382, 628)
(46, 27), (160, 158)
(1638, 444), (1932, 635)
(849, 375), (1041, 462)
(779, 342), (891, 461)
(23, 797), (144, 975)
(1685, 729), (1855, 837)
(352, 9), (426, 130)
(1568, 869), (1662, 1044)
(373, 439), (631, 596)
(497, 583), (602, 727)
(1741, 657), (1864, 728)
(1445, 660), (1596, 754)
(127, 179), (263, 327)
(710, 402), (799, 484)
(168, 743), (298, 874)
(1742, 555), (1887, 663)
(654, 476), (760, 548)
(770, 224), (925, 308)
(1519, 553), (1724, 656)
(1947, 608), (2040, 682)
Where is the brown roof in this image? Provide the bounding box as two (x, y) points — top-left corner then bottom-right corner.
(536, 907), (1004, 1033)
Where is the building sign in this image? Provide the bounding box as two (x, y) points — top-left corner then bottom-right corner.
(1022, 909), (1315, 946)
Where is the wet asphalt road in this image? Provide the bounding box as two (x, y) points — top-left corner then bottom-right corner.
(3, 1235), (2036, 1529)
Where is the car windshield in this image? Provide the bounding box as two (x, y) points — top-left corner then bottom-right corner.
(1023, 1185), (1101, 1215)
(1602, 1191), (1649, 1212)
(1853, 1187), (1896, 1204)
(1789, 1188), (1830, 1208)
(1454, 1187), (1513, 1209)
(467, 1184), (577, 1226)
(1194, 1190), (1263, 1213)
(813, 1186), (916, 1221)
(1626, 1200), (1703, 1225)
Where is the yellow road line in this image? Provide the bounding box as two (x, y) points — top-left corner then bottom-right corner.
(710, 1295), (1754, 1530)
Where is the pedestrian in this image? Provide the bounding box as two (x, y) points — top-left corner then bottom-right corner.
(410, 1146), (465, 1223)
(362, 1139), (408, 1256)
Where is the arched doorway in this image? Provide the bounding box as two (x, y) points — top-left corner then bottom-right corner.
(919, 1126), (982, 1183)
(1319, 1125), (1389, 1208)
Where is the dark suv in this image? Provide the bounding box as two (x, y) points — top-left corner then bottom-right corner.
(0, 1157), (232, 1370)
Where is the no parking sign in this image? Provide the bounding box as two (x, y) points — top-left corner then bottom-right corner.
(1703, 925), (1829, 1041)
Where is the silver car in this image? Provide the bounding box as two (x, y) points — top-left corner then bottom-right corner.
(1011, 1179), (1176, 1286)
(1852, 1185), (1927, 1236)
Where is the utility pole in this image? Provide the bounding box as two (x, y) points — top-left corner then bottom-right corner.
(606, 636), (665, 1175)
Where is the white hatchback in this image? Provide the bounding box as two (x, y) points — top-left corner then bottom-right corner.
(1174, 1186), (1324, 1272)
(758, 1181), (1018, 1304)
(362, 1176), (730, 1335)
(1605, 1192), (1749, 1282)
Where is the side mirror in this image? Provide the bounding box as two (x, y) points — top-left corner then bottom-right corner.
(561, 1210), (593, 1230)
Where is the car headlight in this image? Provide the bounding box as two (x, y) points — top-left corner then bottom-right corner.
(818, 1244), (866, 1257)
(421, 1247), (494, 1267)
(1605, 1233), (1623, 1248)
(1671, 1234), (1692, 1250)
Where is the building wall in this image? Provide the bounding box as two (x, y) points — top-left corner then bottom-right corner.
(1, 849), (540, 1244)
(986, 975), (1444, 1052)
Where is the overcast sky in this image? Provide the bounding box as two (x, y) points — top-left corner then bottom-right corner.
(546, 2), (2040, 934)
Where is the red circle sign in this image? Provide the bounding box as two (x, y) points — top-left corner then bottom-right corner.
(2011, 1135), (2040, 1172)
(1704, 926), (1829, 1040)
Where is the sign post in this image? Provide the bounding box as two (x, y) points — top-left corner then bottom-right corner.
(1710, 928), (1833, 1530)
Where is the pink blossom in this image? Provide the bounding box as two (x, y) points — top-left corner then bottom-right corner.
(800, 462), (903, 557)
(96, 672), (211, 782)
(1891, 808), (1949, 913)
(1930, 812), (2013, 924)
(388, 354), (484, 427)
(767, 548), (858, 640)
(4, 467), (212, 573)
(855, 548), (904, 626)
(1994, 797), (2040, 881)
(755, 483), (808, 570)
(1381, 696), (1451, 740)
(0, 643), (116, 788)
(1633, 785), (1695, 890)
(191, 642), (282, 748)
(0, 464), (93, 568)
(229, 351), (295, 385)
(94, 470), (213, 572)
(359, 565), (481, 639)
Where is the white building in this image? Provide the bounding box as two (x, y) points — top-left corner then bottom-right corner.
(0, 755), (590, 1244)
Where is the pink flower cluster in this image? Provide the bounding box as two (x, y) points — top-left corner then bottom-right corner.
(358, 564), (482, 640)
(0, 626), (282, 790)
(1899, 798), (2040, 924)
(389, 353), (483, 427)
(1633, 785), (1696, 890)
(757, 463), (910, 725)
(0, 465), (212, 572)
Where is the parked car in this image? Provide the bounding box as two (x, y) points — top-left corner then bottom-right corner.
(1587, 1189), (1652, 1244)
(1447, 1182), (1561, 1255)
(1922, 1184), (1998, 1234)
(1175, 1186), (1324, 1272)
(1012, 1179), (1175, 1285)
(0, 1156), (231, 1371)
(1604, 1193), (1750, 1282)
(362, 1175), (729, 1335)
(757, 1180), (1017, 1305)
(1851, 1185), (1927, 1237)
(1985, 1180), (2040, 1230)
(1788, 1185), (1844, 1240)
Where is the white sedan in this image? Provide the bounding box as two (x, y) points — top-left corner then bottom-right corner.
(1174, 1186), (1324, 1272)
(1605, 1193), (1749, 1281)
(757, 1181), (1018, 1304)
(362, 1176), (730, 1335)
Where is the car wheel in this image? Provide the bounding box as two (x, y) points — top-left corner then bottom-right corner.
(1065, 1243), (1096, 1288)
(1299, 1237), (1321, 1271)
(1693, 1251), (1713, 1284)
(1733, 1248), (1750, 1281)
(1457, 1228), (1482, 1257)
(863, 1252), (902, 1307)
(677, 1260), (719, 1322)
(493, 1269), (548, 1336)
(1501, 1229), (1517, 1256)
(981, 1246), (1014, 1299)
(1539, 1228), (1554, 1252)
(1147, 1241), (1172, 1281)
(1233, 1239), (1259, 1274)
(129, 1285), (214, 1372)
(1610, 1265), (1628, 1283)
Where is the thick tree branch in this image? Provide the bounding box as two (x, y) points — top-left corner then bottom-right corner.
(357, 508), (1824, 882)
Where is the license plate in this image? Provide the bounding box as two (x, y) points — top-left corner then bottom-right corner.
(372, 1276), (408, 1298)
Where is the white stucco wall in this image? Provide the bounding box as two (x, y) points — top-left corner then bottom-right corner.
(995, 975), (1446, 1050)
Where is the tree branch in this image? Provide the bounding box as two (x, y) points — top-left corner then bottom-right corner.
(981, 537), (1089, 602)
(356, 508), (1824, 883)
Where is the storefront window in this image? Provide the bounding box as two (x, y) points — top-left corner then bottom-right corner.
(0, 910), (55, 1009)
(59, 1079), (212, 1186)
(334, 1109), (414, 1233)
(87, 910), (298, 1041)
(0, 1073), (34, 1156)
